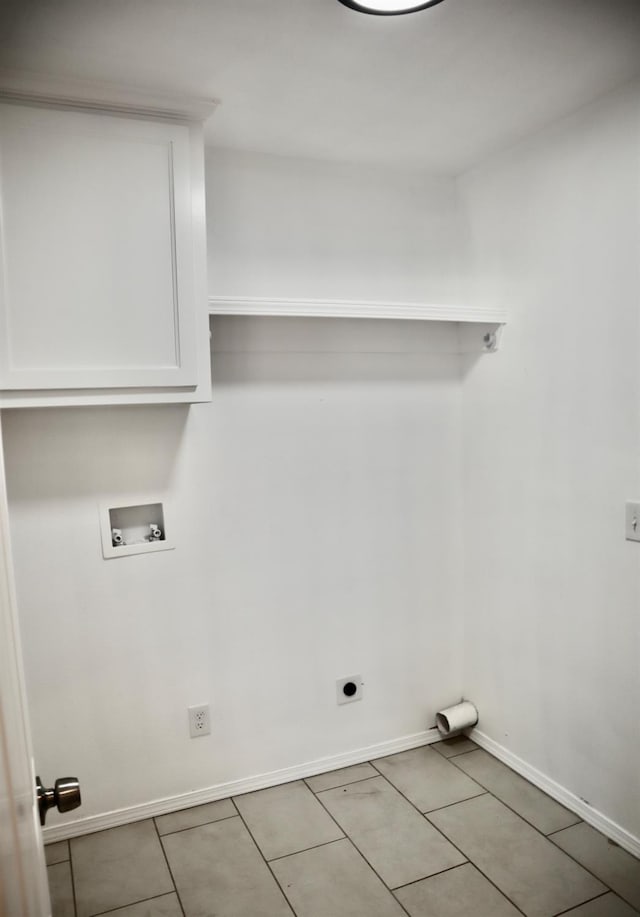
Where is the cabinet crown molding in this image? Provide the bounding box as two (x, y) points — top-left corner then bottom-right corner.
(0, 69), (218, 122)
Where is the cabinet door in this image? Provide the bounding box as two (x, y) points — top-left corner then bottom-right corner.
(0, 103), (198, 390)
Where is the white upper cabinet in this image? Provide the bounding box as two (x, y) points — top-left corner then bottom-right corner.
(0, 97), (211, 405)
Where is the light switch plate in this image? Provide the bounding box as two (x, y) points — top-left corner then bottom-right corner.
(625, 502), (640, 542)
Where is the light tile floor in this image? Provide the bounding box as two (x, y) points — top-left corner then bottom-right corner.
(46, 737), (640, 917)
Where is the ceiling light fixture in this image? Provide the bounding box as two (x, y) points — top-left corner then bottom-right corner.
(337, 0), (445, 15)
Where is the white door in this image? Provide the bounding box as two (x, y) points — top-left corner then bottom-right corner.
(0, 413), (51, 917)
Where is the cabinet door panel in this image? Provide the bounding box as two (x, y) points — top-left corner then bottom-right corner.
(0, 104), (197, 389)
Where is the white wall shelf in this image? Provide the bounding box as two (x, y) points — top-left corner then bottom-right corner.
(208, 297), (507, 351)
(208, 296), (505, 323)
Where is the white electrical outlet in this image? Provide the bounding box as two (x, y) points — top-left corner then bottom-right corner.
(188, 703), (211, 738)
(336, 675), (363, 705)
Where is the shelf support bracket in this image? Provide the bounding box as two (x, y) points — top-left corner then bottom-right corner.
(482, 325), (504, 353)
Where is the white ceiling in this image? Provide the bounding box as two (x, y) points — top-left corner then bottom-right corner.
(2, 0), (640, 174)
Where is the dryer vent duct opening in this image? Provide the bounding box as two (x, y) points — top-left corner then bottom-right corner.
(435, 701), (478, 737)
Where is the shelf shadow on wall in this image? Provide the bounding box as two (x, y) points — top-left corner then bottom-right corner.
(210, 316), (471, 387)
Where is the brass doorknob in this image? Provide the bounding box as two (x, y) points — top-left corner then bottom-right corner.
(36, 776), (81, 826)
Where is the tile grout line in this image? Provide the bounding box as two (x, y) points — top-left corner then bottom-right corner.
(443, 753), (633, 909)
(303, 754), (484, 812)
(153, 815), (187, 917)
(367, 757), (529, 917)
(432, 744), (483, 760)
(45, 839), (71, 867)
(308, 786), (414, 917)
(421, 790), (488, 815)
(178, 754), (639, 916)
(230, 799), (298, 917)
(68, 840), (79, 917)
(545, 832), (640, 914)
(64, 745), (639, 917)
(549, 890), (617, 917)
(267, 836), (353, 864)
(303, 772), (378, 795)
(390, 860), (476, 893)
(156, 811), (239, 838)
(234, 776), (421, 914)
(454, 751), (640, 912)
(88, 891), (180, 917)
(446, 751), (583, 837)
(547, 825), (583, 838)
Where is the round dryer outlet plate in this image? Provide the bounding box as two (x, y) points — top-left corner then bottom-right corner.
(336, 675), (363, 705)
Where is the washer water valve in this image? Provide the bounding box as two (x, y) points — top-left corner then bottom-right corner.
(111, 528), (124, 547)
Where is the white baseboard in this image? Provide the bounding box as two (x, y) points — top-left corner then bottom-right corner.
(469, 728), (640, 859)
(43, 727), (442, 843)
